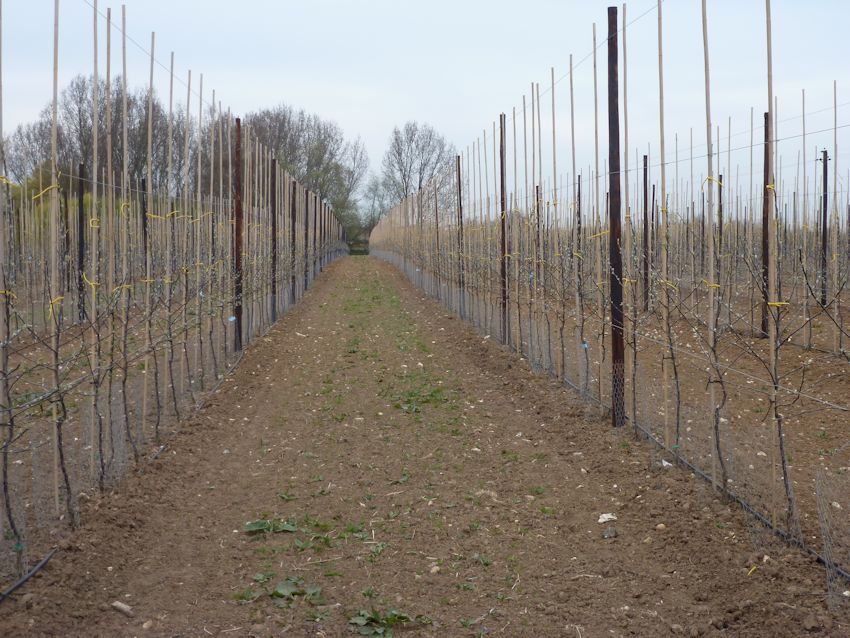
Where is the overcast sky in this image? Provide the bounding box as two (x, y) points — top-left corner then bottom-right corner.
(5, 0), (850, 207)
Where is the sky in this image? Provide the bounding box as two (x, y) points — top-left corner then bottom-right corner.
(5, 0), (850, 209)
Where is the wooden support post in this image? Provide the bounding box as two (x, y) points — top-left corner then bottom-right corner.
(761, 113), (770, 337)
(76, 163), (86, 322)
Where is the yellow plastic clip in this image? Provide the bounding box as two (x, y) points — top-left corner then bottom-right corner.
(700, 175), (723, 190)
(82, 272), (100, 289)
(48, 295), (64, 318)
(32, 184), (59, 201)
(89, 217), (101, 228)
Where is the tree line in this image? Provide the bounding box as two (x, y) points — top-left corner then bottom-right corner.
(4, 73), (455, 242)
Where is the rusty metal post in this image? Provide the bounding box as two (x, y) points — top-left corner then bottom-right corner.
(499, 113), (509, 344)
(642, 154), (649, 311)
(233, 117), (244, 352)
(270, 158), (278, 322)
(607, 5), (625, 428)
(456, 155), (466, 319)
(320, 202), (325, 272)
(821, 149), (828, 308)
(290, 180), (297, 305)
(303, 190), (310, 292)
(312, 194), (318, 280)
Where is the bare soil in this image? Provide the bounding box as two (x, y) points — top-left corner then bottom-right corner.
(0, 256), (844, 637)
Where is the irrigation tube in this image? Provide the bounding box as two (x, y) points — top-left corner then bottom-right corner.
(0, 549), (57, 605)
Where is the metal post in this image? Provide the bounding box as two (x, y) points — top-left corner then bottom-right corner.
(499, 113), (509, 343)
(821, 149), (828, 308)
(303, 190), (310, 292)
(270, 158), (278, 322)
(607, 5), (625, 428)
(642, 154), (649, 311)
(290, 180), (297, 305)
(233, 117), (244, 352)
(456, 155), (466, 319)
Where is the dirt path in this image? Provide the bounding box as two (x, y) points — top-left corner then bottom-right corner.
(0, 256), (841, 637)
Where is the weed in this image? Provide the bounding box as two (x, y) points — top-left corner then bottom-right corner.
(307, 610), (329, 622)
(349, 608), (412, 637)
(233, 588), (261, 603)
(294, 538), (315, 552)
(303, 515), (333, 531)
(270, 576), (324, 605)
(390, 469), (410, 485)
(501, 450), (520, 463)
(369, 541), (387, 561)
(244, 518), (298, 534)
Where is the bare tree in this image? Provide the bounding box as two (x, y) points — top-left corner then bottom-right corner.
(362, 172), (391, 234)
(381, 121), (454, 203)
